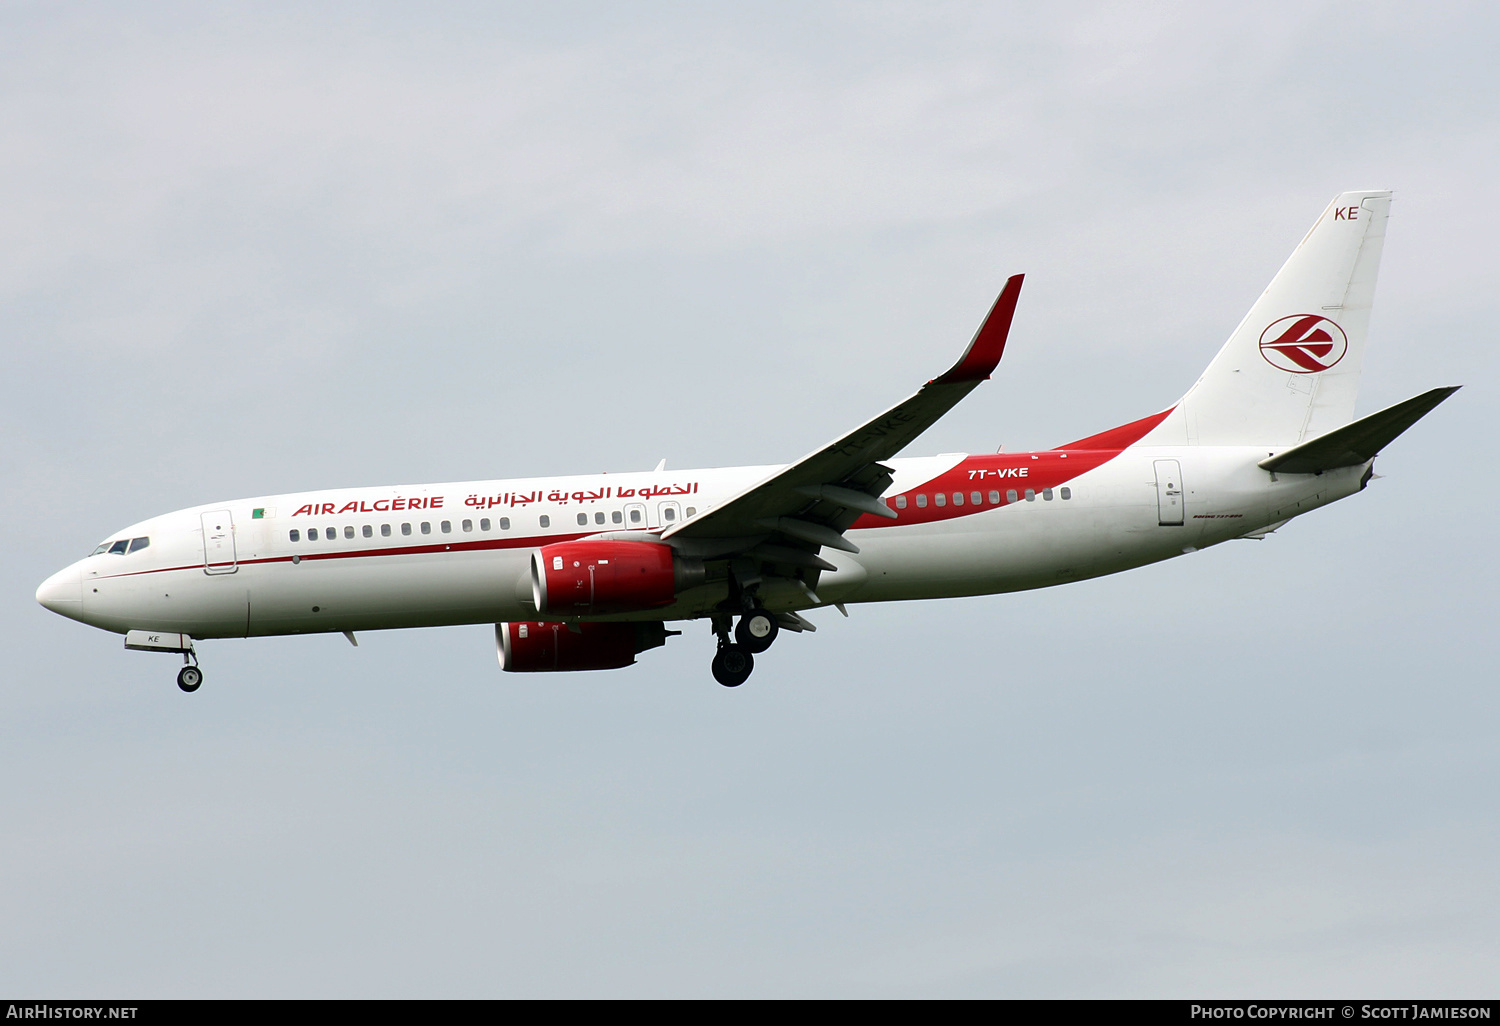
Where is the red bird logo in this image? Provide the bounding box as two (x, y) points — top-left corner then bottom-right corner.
(1259, 315), (1348, 373)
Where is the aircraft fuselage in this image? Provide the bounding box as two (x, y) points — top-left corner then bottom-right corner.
(38, 445), (1366, 641)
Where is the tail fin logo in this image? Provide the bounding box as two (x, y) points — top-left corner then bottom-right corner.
(1258, 315), (1348, 374)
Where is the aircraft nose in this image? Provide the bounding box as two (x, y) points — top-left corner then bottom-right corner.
(36, 565), (83, 620)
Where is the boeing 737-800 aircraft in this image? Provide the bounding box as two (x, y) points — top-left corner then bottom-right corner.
(37, 191), (1457, 691)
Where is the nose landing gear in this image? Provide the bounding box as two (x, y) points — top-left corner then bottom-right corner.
(123, 631), (203, 693)
(174, 647), (204, 692)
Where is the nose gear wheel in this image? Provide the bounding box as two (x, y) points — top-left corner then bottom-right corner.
(176, 665), (203, 692)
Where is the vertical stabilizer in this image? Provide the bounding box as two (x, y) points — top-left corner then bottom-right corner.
(1151, 190), (1391, 447)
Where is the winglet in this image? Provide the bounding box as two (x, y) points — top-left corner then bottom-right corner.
(931, 274), (1024, 385)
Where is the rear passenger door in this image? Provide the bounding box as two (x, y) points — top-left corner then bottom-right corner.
(1153, 461), (1184, 526)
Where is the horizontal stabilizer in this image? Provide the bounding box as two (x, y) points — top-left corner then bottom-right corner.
(1258, 386), (1459, 474)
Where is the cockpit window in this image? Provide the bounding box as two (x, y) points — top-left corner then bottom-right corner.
(128, 537), (150, 553)
(108, 540), (130, 555)
(91, 543), (110, 556)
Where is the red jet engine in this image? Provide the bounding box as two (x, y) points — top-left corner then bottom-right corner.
(531, 540), (703, 616)
(496, 620), (671, 672)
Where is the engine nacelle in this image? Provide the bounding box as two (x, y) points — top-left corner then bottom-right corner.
(531, 540), (703, 616)
(496, 620), (670, 672)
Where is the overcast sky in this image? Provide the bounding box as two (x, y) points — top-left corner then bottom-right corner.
(3, 1), (1496, 998)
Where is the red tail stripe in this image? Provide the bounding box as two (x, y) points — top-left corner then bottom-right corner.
(1053, 406), (1174, 452)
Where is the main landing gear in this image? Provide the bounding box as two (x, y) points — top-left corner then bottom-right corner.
(710, 603), (780, 687)
(735, 608), (779, 653)
(711, 640), (754, 688)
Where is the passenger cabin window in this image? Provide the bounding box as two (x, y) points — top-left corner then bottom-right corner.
(309, 528), (319, 541)
(1025, 489), (1036, 501)
(363, 524), (373, 538)
(539, 515), (551, 528)
(577, 513), (588, 526)
(480, 519), (491, 531)
(686, 507), (696, 517)
(594, 512), (605, 525)
(289, 529), (301, 543)
(441, 521), (451, 533)
(934, 493), (947, 507)
(1060, 487), (1072, 500)
(462, 519), (473, 532)
(971, 492), (983, 506)
(421, 522), (431, 535)
(988, 491), (1000, 504)
(1043, 488), (1054, 501)
(499, 517), (510, 530)
(612, 511), (623, 524)
(344, 526), (355, 539)
(663, 507), (676, 522)
(402, 523), (412, 536)
(381, 524), (391, 537)
(895, 495), (908, 509)
(628, 509), (641, 525)
(915, 494), (928, 508)
(1006, 489), (1019, 503)
(952, 492), (963, 506)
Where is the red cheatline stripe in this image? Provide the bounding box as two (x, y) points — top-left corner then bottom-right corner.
(91, 530), (598, 580)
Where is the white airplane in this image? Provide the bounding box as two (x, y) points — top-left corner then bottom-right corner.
(37, 190), (1457, 692)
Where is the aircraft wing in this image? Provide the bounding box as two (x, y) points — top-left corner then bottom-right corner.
(661, 275), (1023, 567)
